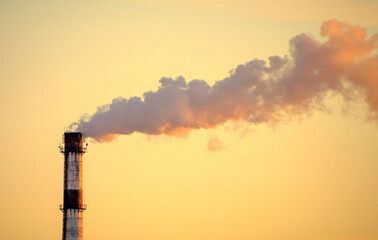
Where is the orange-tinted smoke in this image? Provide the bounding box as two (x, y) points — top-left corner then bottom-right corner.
(71, 20), (378, 142)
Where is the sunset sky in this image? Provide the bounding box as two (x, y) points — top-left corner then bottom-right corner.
(0, 1), (378, 239)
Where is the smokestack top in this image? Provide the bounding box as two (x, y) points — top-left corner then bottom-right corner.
(64, 132), (84, 153)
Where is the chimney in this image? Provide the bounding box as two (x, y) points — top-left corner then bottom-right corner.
(59, 132), (87, 240)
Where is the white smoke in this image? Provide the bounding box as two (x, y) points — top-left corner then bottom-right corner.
(70, 20), (378, 142)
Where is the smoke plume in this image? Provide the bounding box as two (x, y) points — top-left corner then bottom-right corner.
(207, 136), (224, 152)
(71, 20), (378, 142)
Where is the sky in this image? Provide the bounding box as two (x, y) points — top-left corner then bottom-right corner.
(0, 0), (377, 239)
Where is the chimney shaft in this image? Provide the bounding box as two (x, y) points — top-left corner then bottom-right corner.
(60, 132), (86, 240)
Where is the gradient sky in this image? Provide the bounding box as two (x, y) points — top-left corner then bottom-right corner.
(0, 1), (377, 239)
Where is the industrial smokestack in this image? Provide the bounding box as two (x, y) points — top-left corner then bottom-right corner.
(59, 132), (87, 240)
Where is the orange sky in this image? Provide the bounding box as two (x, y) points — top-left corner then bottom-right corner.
(0, 1), (377, 239)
